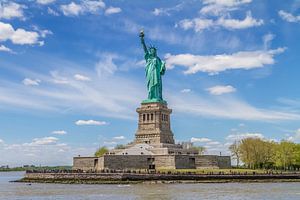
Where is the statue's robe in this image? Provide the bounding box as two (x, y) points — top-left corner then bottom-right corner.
(145, 52), (165, 101)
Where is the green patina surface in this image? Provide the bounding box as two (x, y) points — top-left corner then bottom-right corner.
(140, 30), (166, 104)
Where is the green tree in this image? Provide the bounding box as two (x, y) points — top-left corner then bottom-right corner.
(274, 141), (296, 169)
(239, 138), (275, 169)
(94, 146), (108, 157)
(230, 137), (299, 170)
(260, 140), (276, 169)
(239, 138), (258, 168)
(294, 144), (300, 168)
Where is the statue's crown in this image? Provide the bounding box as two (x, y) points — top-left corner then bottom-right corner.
(149, 44), (157, 50)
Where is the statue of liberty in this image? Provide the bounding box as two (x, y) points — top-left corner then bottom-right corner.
(139, 30), (166, 104)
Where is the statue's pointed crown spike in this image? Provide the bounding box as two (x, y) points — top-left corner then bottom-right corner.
(148, 44), (157, 50)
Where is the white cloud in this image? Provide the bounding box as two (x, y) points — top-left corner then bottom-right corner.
(206, 85), (236, 95)
(200, 0), (252, 16)
(0, 44), (12, 53)
(47, 7), (59, 16)
(263, 33), (275, 49)
(190, 137), (226, 155)
(11, 29), (41, 45)
(95, 54), (118, 76)
(22, 78), (41, 86)
(165, 47), (285, 75)
(113, 136), (126, 140)
(226, 132), (264, 141)
(75, 120), (107, 126)
(278, 10), (300, 23)
(0, 137), (95, 166)
(36, 0), (56, 5)
(1, 51), (298, 123)
(191, 137), (212, 143)
(178, 18), (213, 32)
(181, 88), (191, 93)
(0, 54), (144, 119)
(153, 8), (163, 16)
(207, 141), (221, 145)
(103, 141), (117, 146)
(286, 128), (300, 142)
(32, 26), (53, 38)
(121, 19), (196, 46)
(217, 12), (263, 29)
(52, 130), (67, 135)
(50, 71), (69, 84)
(0, 2), (25, 20)
(83, 0), (105, 13)
(0, 139), (3, 143)
(178, 18), (214, 32)
(61, 2), (82, 16)
(152, 3), (184, 16)
(178, 12), (263, 32)
(169, 92), (300, 121)
(74, 74), (91, 81)
(61, 0), (105, 16)
(25, 137), (59, 146)
(105, 7), (121, 15)
(0, 22), (43, 45)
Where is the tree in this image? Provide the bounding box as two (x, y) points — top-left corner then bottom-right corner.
(229, 140), (241, 167)
(94, 146), (108, 157)
(294, 144), (300, 169)
(229, 137), (299, 170)
(238, 137), (273, 169)
(239, 138), (257, 168)
(274, 141), (296, 170)
(259, 140), (276, 169)
(115, 144), (126, 149)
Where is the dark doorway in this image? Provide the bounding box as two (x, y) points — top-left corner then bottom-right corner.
(149, 164), (155, 169)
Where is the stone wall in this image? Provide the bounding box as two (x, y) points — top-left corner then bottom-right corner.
(154, 155), (175, 169)
(195, 155), (219, 169)
(97, 156), (104, 171)
(102, 155), (151, 170)
(194, 155), (231, 169)
(73, 157), (98, 171)
(175, 155), (196, 169)
(217, 156), (231, 169)
(24, 172), (300, 183)
(135, 102), (174, 144)
(73, 155), (231, 171)
(25, 172), (123, 181)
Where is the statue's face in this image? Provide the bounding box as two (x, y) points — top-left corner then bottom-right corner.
(149, 48), (157, 57)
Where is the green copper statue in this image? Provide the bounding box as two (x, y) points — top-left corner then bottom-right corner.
(139, 30), (166, 104)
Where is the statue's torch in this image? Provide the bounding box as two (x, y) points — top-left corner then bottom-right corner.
(139, 29), (144, 38)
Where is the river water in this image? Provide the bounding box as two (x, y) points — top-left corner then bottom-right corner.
(1, 172), (300, 200)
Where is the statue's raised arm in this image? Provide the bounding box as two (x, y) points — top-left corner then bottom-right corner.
(139, 30), (148, 54)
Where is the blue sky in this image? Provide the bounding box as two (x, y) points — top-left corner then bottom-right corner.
(1, 0), (300, 166)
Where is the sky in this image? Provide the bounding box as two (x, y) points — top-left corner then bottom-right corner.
(1, 0), (300, 167)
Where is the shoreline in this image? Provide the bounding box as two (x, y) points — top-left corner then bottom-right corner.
(15, 178), (300, 184)
(15, 172), (300, 184)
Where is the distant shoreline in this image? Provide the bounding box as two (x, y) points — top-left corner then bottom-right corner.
(15, 172), (300, 184)
(0, 166), (72, 172)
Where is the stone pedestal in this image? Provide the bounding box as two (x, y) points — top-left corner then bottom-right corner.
(134, 102), (175, 145)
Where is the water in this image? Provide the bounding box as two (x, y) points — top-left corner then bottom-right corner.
(1, 172), (300, 200)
